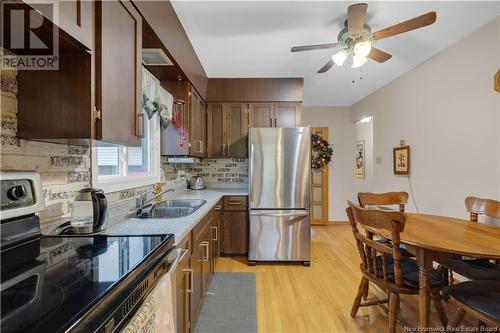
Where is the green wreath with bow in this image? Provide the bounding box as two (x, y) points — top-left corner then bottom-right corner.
(311, 133), (333, 169)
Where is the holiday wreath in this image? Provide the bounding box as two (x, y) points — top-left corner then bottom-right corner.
(311, 133), (333, 169)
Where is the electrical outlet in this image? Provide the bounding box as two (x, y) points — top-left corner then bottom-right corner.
(376, 156), (383, 165)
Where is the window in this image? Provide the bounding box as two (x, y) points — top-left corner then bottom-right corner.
(92, 112), (161, 193)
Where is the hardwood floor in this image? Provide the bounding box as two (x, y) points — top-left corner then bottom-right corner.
(215, 224), (477, 333)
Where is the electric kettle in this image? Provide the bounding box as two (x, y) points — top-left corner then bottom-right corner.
(188, 176), (205, 190)
(70, 188), (108, 234)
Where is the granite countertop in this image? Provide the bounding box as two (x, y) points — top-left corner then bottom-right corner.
(105, 188), (248, 245)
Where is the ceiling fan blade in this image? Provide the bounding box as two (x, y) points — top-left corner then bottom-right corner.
(347, 3), (368, 35)
(291, 43), (338, 52)
(371, 11), (437, 41)
(367, 47), (392, 63)
(317, 59), (335, 73)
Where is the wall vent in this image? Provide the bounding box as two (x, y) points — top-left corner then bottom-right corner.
(142, 48), (173, 66)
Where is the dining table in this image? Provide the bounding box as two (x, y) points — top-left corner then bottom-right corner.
(384, 213), (500, 329)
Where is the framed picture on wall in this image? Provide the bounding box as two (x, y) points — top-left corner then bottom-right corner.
(393, 145), (410, 175)
(355, 140), (365, 179)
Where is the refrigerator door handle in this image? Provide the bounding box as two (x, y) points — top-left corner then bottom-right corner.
(249, 211), (309, 217)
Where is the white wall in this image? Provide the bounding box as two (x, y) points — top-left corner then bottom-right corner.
(301, 107), (356, 221)
(351, 18), (500, 219)
(355, 118), (374, 194)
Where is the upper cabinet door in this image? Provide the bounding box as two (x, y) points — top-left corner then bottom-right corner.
(57, 0), (93, 49)
(207, 103), (224, 158)
(189, 88), (206, 157)
(248, 103), (273, 128)
(224, 103), (248, 158)
(275, 102), (301, 127)
(95, 0), (142, 146)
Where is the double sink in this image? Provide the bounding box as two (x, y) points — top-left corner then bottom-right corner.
(131, 199), (207, 219)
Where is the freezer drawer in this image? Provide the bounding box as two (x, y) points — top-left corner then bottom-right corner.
(248, 210), (310, 262)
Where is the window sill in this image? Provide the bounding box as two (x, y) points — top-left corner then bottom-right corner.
(96, 174), (160, 194)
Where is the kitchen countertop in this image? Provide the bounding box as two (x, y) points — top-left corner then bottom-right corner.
(106, 188), (248, 245)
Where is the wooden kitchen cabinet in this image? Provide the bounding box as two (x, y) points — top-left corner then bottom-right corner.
(249, 102), (301, 128)
(189, 87), (207, 157)
(176, 249), (192, 333)
(248, 103), (274, 127)
(222, 196), (249, 255)
(16, 0), (142, 146)
(275, 102), (301, 127)
(207, 103), (248, 158)
(95, 0), (142, 146)
(207, 103), (225, 157)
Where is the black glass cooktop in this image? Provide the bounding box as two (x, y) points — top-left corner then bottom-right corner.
(0, 234), (174, 333)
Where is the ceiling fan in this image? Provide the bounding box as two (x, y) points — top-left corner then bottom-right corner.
(291, 3), (437, 73)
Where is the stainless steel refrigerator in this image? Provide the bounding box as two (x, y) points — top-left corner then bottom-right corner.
(248, 127), (311, 266)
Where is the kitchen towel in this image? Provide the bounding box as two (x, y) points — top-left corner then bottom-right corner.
(157, 84), (173, 129)
(142, 67), (159, 119)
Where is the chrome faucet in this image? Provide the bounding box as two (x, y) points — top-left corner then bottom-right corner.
(136, 188), (175, 214)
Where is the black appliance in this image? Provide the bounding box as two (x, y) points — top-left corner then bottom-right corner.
(69, 188), (108, 234)
(0, 172), (176, 333)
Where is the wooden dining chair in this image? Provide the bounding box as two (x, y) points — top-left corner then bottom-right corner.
(445, 280), (500, 329)
(357, 192), (412, 299)
(357, 192), (409, 212)
(440, 197), (500, 282)
(347, 201), (447, 333)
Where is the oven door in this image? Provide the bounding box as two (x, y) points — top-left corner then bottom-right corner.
(120, 248), (187, 333)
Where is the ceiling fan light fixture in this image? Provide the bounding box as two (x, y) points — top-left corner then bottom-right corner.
(352, 54), (367, 68)
(353, 40), (372, 58)
(332, 49), (348, 66)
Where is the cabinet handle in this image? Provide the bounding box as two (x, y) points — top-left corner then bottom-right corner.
(269, 118), (272, 127)
(214, 205), (222, 211)
(211, 226), (218, 241)
(136, 113), (144, 138)
(182, 268), (193, 293)
(222, 143), (226, 155)
(229, 201), (241, 205)
(274, 118), (277, 127)
(201, 241), (210, 262)
(227, 144), (230, 155)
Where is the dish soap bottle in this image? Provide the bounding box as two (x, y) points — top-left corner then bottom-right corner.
(154, 183), (162, 203)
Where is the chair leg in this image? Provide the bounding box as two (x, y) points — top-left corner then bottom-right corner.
(448, 307), (466, 328)
(350, 277), (368, 318)
(431, 292), (448, 327)
(388, 292), (399, 333)
(363, 283), (369, 300)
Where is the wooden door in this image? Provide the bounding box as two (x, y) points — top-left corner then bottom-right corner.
(96, 0), (142, 146)
(311, 127), (329, 225)
(189, 87), (206, 157)
(275, 102), (301, 127)
(224, 103), (248, 157)
(207, 103), (224, 157)
(248, 103), (273, 127)
(57, 0), (93, 49)
(222, 211), (249, 254)
(176, 250), (191, 333)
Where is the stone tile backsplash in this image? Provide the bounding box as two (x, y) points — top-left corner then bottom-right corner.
(161, 157), (248, 188)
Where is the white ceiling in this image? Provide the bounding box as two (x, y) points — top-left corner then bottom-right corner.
(171, 1), (499, 106)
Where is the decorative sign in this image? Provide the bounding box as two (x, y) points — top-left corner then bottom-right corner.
(393, 145), (410, 175)
(355, 140), (365, 179)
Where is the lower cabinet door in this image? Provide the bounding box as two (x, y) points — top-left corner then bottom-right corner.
(190, 240), (203, 321)
(176, 250), (191, 333)
(222, 211), (249, 254)
(201, 229), (212, 292)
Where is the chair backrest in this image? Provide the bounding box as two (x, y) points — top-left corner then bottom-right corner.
(465, 196), (500, 222)
(347, 201), (407, 286)
(357, 192), (409, 212)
